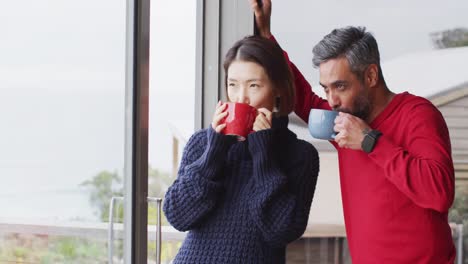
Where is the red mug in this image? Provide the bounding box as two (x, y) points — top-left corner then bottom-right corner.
(222, 102), (257, 140)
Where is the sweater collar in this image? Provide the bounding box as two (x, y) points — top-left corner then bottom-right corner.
(370, 92), (407, 128)
(272, 115), (289, 130)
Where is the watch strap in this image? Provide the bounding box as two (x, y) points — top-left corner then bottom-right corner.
(362, 129), (382, 153)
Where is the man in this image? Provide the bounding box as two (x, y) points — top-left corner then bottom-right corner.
(250, 0), (456, 263)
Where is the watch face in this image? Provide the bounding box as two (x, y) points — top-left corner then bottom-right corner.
(362, 134), (375, 153)
(362, 130), (381, 153)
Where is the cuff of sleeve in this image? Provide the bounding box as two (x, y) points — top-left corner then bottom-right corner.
(248, 129), (285, 185)
(206, 127), (237, 156)
(269, 35), (291, 62)
(269, 34), (277, 42)
(189, 128), (237, 176)
(247, 129), (274, 157)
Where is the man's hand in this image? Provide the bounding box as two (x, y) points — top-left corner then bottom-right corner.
(249, 0), (272, 39)
(333, 112), (371, 150)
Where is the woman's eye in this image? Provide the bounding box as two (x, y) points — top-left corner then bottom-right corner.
(228, 83), (238, 89)
(250, 84), (260, 88)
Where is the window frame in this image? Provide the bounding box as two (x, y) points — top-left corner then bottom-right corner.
(123, 0), (151, 262)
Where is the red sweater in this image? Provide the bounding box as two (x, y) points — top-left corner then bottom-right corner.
(284, 48), (456, 263)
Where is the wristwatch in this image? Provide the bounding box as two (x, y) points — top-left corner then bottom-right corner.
(361, 129), (382, 153)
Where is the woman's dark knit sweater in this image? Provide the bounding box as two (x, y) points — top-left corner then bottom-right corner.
(163, 117), (319, 263)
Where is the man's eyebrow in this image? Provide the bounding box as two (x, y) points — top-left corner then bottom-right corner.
(332, 80), (348, 86)
(320, 80), (348, 88)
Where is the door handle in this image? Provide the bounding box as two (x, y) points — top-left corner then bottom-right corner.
(108, 196), (162, 264)
(147, 197), (163, 264)
(108, 196), (123, 264)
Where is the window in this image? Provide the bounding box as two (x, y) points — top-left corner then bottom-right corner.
(0, 0), (129, 263)
(147, 1), (197, 262)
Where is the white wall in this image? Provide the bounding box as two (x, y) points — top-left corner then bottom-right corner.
(308, 152), (344, 225)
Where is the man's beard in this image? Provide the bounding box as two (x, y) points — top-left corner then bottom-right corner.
(333, 92), (371, 121)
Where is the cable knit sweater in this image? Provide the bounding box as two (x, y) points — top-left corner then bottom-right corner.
(163, 116), (319, 263)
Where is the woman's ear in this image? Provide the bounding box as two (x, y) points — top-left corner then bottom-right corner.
(274, 96), (281, 113)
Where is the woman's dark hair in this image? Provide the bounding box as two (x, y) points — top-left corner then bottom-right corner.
(223, 35), (295, 115)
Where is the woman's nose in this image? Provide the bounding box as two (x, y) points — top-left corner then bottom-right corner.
(236, 89), (249, 104)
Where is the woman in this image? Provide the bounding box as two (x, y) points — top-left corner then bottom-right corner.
(163, 36), (319, 263)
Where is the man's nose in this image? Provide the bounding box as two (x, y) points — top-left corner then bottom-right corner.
(328, 91), (340, 109)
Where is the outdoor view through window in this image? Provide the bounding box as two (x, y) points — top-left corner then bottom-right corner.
(0, 0), (196, 263)
(1, 0), (128, 263)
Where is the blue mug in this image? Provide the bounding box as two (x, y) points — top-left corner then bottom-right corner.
(308, 109), (338, 140)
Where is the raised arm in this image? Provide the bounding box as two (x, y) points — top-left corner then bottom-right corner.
(250, 0), (329, 123)
(247, 128), (319, 247)
(250, 0), (272, 39)
(286, 54), (331, 121)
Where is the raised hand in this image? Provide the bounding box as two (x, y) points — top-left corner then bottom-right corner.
(249, 0), (272, 39)
(253, 108), (273, 131)
(211, 101), (228, 133)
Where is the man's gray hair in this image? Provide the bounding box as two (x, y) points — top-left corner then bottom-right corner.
(312, 26), (385, 83)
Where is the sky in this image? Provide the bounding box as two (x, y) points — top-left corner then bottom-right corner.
(0, 0), (467, 221)
(0, 0), (196, 220)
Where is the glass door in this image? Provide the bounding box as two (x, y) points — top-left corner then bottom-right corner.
(147, 1), (198, 263)
(0, 0), (148, 263)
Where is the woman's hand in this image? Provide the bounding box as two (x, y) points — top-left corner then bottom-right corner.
(211, 101), (228, 133)
(253, 108), (272, 131)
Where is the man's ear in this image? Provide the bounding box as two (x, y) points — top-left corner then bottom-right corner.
(366, 64), (379, 87)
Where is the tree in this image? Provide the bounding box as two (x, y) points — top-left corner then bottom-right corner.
(81, 166), (178, 262)
(80, 166), (175, 223)
(80, 170), (123, 222)
(431, 28), (468, 49)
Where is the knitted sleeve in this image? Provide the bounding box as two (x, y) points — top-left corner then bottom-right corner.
(163, 128), (236, 231)
(247, 130), (319, 248)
